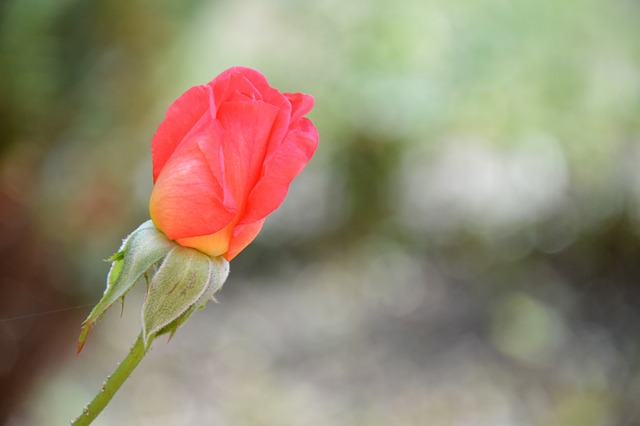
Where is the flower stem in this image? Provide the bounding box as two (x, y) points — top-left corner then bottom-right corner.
(71, 332), (153, 425)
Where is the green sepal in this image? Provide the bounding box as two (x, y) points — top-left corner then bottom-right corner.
(77, 220), (173, 353)
(141, 247), (229, 346)
(156, 255), (229, 341)
(108, 251), (125, 262)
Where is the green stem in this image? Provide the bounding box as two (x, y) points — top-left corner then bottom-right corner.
(71, 333), (154, 425)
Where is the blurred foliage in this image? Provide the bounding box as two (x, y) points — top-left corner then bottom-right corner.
(2, 0), (640, 424)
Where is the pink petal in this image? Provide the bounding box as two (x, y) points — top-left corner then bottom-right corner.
(225, 219), (266, 261)
(210, 68), (293, 167)
(210, 67), (289, 110)
(216, 101), (280, 208)
(285, 93), (315, 123)
(215, 72), (263, 104)
(149, 137), (235, 240)
(197, 122), (235, 211)
(152, 85), (215, 182)
(240, 117), (319, 225)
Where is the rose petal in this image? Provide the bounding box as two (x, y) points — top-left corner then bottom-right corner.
(175, 221), (234, 258)
(285, 92), (315, 123)
(216, 101), (280, 208)
(150, 137), (236, 240)
(240, 117), (319, 224)
(152, 85), (215, 182)
(210, 67), (289, 109)
(197, 122), (235, 211)
(225, 219), (266, 261)
(210, 68), (294, 169)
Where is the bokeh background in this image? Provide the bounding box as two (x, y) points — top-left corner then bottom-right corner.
(2, 0), (640, 424)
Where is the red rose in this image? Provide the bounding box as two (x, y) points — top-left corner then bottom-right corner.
(149, 67), (319, 260)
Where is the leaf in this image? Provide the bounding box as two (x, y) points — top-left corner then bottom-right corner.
(77, 221), (174, 353)
(141, 246), (220, 345)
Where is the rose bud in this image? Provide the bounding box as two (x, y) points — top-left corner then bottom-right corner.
(149, 67), (319, 260)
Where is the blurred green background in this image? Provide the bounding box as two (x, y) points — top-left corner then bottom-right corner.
(2, 0), (640, 424)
